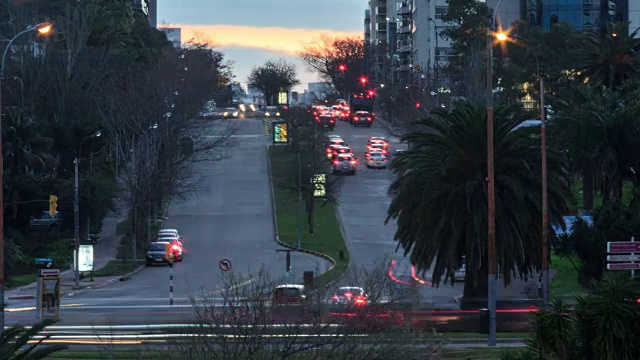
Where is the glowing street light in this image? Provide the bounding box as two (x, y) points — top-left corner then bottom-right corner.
(495, 32), (508, 41)
(338, 64), (346, 72)
(37, 24), (52, 34)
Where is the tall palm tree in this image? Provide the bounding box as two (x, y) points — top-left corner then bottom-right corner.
(386, 101), (571, 302)
(579, 22), (640, 91)
(0, 319), (67, 359)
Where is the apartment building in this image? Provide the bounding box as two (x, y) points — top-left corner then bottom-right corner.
(524, 0), (631, 32)
(366, 0), (402, 83)
(365, 10), (372, 43)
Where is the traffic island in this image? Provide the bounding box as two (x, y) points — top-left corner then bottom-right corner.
(267, 146), (350, 287)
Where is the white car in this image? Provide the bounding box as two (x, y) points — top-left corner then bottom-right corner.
(366, 142), (389, 155)
(365, 153), (388, 168)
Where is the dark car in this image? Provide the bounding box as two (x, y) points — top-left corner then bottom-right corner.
(351, 111), (373, 127)
(316, 115), (335, 130)
(146, 242), (174, 266)
(272, 284), (306, 305)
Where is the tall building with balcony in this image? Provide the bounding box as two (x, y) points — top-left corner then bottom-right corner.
(524, 0), (630, 33)
(396, 1), (413, 83)
(365, 10), (372, 43)
(367, 0), (402, 83)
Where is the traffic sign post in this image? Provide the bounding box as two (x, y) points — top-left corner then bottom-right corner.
(36, 275), (60, 319)
(219, 259), (232, 272)
(34, 258), (54, 269)
(276, 249), (292, 275)
(607, 238), (639, 275)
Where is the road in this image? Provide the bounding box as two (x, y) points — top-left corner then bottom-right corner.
(6, 118), (328, 325)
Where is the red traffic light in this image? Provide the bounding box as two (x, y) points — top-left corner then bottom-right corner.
(339, 64), (346, 72)
(360, 76), (368, 84)
(415, 103), (420, 108)
(368, 90), (375, 96)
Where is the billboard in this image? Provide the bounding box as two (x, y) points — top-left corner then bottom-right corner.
(273, 122), (288, 144)
(312, 174), (326, 198)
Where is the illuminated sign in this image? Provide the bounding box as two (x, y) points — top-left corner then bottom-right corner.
(312, 174), (326, 198)
(278, 91), (288, 105)
(273, 122), (288, 144)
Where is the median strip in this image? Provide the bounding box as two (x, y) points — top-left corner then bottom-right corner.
(266, 146), (350, 287)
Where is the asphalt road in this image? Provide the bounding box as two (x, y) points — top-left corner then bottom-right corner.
(6, 119), (329, 326)
(330, 119), (464, 305)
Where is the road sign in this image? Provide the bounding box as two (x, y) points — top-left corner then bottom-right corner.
(607, 242), (640, 253)
(607, 263), (640, 270)
(38, 269), (60, 277)
(34, 258), (53, 269)
(607, 255), (640, 262)
(219, 259), (232, 272)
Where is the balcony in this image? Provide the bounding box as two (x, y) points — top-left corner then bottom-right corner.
(398, 25), (411, 34)
(397, 64), (411, 72)
(376, 6), (386, 15)
(398, 3), (411, 15)
(398, 43), (412, 53)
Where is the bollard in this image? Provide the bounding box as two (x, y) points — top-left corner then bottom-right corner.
(169, 263), (174, 306)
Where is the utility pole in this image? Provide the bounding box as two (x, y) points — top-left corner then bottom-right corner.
(74, 158), (80, 287)
(486, 30), (497, 347)
(297, 152), (302, 250)
(131, 146), (137, 268)
(540, 70), (549, 304)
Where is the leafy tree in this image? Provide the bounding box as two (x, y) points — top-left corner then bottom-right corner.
(0, 319), (67, 359)
(299, 37), (369, 95)
(440, 0), (491, 101)
(247, 59), (299, 105)
(386, 100), (571, 303)
(528, 273), (640, 360)
(579, 22), (640, 91)
(555, 201), (640, 288)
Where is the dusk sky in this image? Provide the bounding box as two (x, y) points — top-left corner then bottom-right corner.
(157, 1), (365, 92)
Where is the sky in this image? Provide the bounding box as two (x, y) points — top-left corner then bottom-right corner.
(157, 0), (365, 92)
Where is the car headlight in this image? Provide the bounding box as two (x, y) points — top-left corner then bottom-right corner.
(233, 112), (238, 117)
(265, 112), (270, 116)
(276, 112), (280, 117)
(223, 112), (228, 116)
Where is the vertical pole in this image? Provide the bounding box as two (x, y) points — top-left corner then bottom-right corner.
(169, 263), (174, 306)
(297, 153), (303, 250)
(115, 135), (120, 179)
(631, 237), (636, 277)
(540, 72), (549, 304)
(486, 32), (497, 347)
(86, 148), (93, 242)
(131, 148), (137, 268)
(74, 158), (80, 287)
(0, 73), (5, 334)
(286, 251), (291, 273)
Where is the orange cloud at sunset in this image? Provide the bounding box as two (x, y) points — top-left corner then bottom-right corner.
(171, 25), (362, 55)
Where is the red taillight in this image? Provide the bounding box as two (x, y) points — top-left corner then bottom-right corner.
(367, 117), (372, 120)
(354, 296), (367, 306)
(637, 298), (640, 304)
(331, 120), (335, 123)
(332, 295), (339, 301)
(344, 292), (353, 298)
(313, 112), (317, 115)
(172, 245), (179, 250)
(350, 160), (356, 164)
(353, 117), (359, 120)
(333, 161), (339, 165)
(326, 148), (332, 152)
(383, 143), (388, 147)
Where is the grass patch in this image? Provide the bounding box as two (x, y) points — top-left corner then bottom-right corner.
(445, 332), (528, 339)
(269, 146), (349, 287)
(442, 347), (517, 360)
(550, 252), (583, 298)
(6, 273), (37, 289)
(91, 259), (142, 277)
(46, 350), (157, 359)
(571, 179), (633, 212)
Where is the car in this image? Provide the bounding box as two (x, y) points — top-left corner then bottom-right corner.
(222, 108), (238, 119)
(265, 106), (281, 117)
(351, 111), (373, 127)
(146, 241), (175, 266)
(272, 284), (306, 305)
(367, 148), (384, 156)
(158, 228), (183, 241)
(156, 236), (183, 261)
(339, 110), (350, 121)
(316, 114), (335, 130)
(326, 136), (345, 147)
(329, 145), (352, 160)
(366, 142), (389, 155)
(369, 136), (390, 147)
(455, 257), (466, 282)
(327, 144), (343, 160)
(365, 153), (388, 168)
(330, 287), (368, 306)
(332, 153), (357, 175)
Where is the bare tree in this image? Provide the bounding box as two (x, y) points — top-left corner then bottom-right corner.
(164, 267), (448, 360)
(97, 44), (237, 263)
(247, 59), (300, 105)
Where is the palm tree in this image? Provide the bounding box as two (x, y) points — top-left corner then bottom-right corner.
(579, 22), (640, 91)
(0, 319), (67, 359)
(386, 101), (571, 303)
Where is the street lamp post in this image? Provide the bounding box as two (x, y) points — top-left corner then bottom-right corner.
(75, 131), (101, 287)
(0, 22), (52, 333)
(496, 33), (548, 304)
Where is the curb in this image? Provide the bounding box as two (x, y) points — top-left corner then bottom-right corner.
(265, 144), (337, 275)
(119, 264), (146, 281)
(7, 295), (35, 300)
(63, 276), (121, 298)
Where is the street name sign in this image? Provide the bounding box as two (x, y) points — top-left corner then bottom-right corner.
(607, 242), (640, 253)
(34, 258), (53, 269)
(607, 255), (640, 262)
(607, 263), (640, 270)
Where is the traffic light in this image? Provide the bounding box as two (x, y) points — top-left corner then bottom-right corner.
(415, 103), (421, 108)
(338, 64), (346, 72)
(49, 195), (58, 217)
(359, 76), (368, 85)
(368, 90), (375, 97)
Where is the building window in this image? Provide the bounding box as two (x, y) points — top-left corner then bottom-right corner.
(435, 47), (455, 62)
(435, 6), (448, 19)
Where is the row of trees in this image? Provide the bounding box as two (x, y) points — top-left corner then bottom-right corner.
(0, 0), (236, 275)
(296, 0), (640, 303)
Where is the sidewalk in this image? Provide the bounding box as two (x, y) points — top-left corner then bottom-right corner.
(5, 200), (130, 301)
